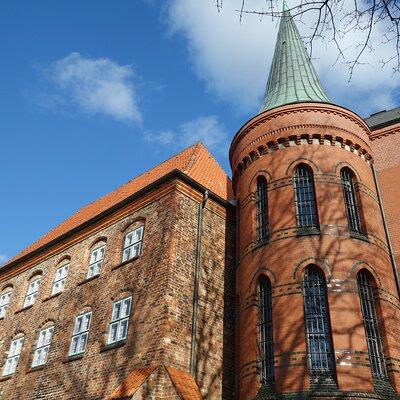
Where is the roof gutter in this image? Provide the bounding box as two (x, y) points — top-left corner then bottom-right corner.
(2, 170), (233, 274)
(189, 189), (209, 376)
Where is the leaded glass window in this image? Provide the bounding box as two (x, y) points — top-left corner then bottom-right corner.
(293, 165), (319, 229)
(258, 277), (274, 384)
(302, 266), (335, 374)
(341, 168), (363, 234)
(357, 270), (387, 380)
(256, 177), (269, 241)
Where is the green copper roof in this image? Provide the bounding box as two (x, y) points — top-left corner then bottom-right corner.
(259, 2), (331, 112)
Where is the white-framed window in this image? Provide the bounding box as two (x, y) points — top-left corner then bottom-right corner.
(69, 312), (92, 356)
(108, 296), (132, 344)
(23, 278), (41, 308)
(122, 226), (144, 262)
(0, 288), (12, 318)
(52, 264), (69, 295)
(3, 336), (24, 376)
(87, 246), (105, 279)
(32, 326), (54, 368)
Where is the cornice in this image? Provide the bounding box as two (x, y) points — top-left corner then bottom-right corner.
(229, 102), (371, 166)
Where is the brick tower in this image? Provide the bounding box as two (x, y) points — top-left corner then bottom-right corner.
(230, 4), (400, 400)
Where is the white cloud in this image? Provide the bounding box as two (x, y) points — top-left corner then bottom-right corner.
(0, 254), (8, 267)
(166, 0), (400, 115)
(144, 115), (229, 154)
(47, 52), (142, 122)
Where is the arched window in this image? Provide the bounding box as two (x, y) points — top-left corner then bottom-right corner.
(122, 225), (144, 262)
(0, 287), (12, 318)
(87, 242), (106, 279)
(357, 269), (387, 380)
(24, 275), (42, 308)
(3, 334), (24, 376)
(69, 311), (92, 357)
(258, 277), (274, 384)
(293, 165), (319, 230)
(107, 296), (132, 345)
(256, 177), (269, 241)
(341, 168), (363, 234)
(52, 261), (69, 295)
(32, 324), (54, 367)
(302, 266), (335, 375)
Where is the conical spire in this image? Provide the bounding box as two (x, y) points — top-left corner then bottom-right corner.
(259, 2), (331, 113)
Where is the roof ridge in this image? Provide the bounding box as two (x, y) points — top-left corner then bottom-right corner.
(183, 141), (203, 173)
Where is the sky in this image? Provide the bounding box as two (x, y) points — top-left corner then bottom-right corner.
(1, 0), (400, 263)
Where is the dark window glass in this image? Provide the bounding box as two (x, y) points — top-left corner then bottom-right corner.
(302, 266), (335, 374)
(256, 177), (269, 241)
(357, 270), (387, 380)
(258, 277), (274, 384)
(293, 166), (318, 229)
(341, 168), (363, 234)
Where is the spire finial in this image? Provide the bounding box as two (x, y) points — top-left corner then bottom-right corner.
(259, 3), (331, 113)
(283, 0), (289, 12)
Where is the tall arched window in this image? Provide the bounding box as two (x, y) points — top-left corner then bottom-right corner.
(341, 168), (363, 234)
(357, 269), (387, 380)
(258, 277), (274, 384)
(293, 165), (319, 230)
(302, 266), (335, 375)
(256, 177), (269, 241)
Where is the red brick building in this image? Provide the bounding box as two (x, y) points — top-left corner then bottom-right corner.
(2, 5), (400, 400)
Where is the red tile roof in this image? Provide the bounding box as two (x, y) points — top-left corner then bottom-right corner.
(166, 366), (203, 400)
(5, 142), (232, 268)
(106, 365), (157, 399)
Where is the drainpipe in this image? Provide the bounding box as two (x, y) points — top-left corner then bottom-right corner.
(189, 190), (209, 376)
(371, 164), (400, 299)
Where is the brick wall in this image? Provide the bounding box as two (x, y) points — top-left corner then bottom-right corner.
(230, 103), (400, 400)
(0, 178), (235, 400)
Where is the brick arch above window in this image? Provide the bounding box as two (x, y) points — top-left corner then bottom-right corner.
(285, 158), (320, 177)
(250, 268), (277, 293)
(333, 161), (361, 180)
(293, 257), (332, 282)
(248, 170), (272, 193)
(1, 284), (13, 293)
(120, 217), (146, 233)
(27, 270), (43, 281)
(349, 261), (382, 286)
(53, 255), (71, 267)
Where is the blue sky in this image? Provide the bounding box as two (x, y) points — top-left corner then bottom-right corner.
(1, 0), (399, 262)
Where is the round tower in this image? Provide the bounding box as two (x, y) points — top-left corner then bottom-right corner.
(231, 6), (400, 400)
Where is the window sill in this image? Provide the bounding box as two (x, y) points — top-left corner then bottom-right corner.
(100, 340), (127, 353)
(77, 274), (100, 286)
(42, 292), (62, 302)
(0, 374), (13, 382)
(26, 365), (46, 374)
(349, 231), (369, 242)
(112, 256), (140, 271)
(62, 353), (85, 363)
(296, 227), (321, 237)
(14, 304), (33, 314)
